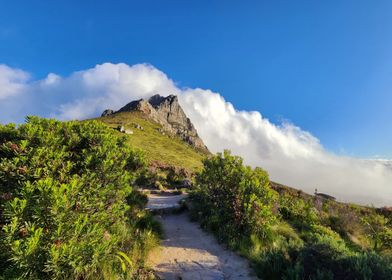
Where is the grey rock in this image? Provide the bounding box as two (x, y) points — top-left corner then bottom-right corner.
(117, 94), (208, 152)
(117, 125), (133, 135)
(156, 128), (166, 135)
(133, 123), (144, 130)
(117, 125), (125, 133)
(180, 179), (192, 189)
(101, 109), (114, 117)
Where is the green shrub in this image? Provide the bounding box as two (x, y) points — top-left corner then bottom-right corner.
(279, 195), (319, 230)
(256, 238), (392, 279)
(0, 117), (158, 279)
(362, 213), (392, 252)
(190, 150), (277, 245)
(190, 150), (392, 279)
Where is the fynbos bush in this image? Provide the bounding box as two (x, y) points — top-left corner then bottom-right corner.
(190, 150), (277, 244)
(0, 117), (157, 279)
(190, 150), (392, 279)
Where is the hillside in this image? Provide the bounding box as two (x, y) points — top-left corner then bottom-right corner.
(98, 95), (391, 278)
(117, 94), (208, 152)
(1, 114), (391, 279)
(96, 111), (207, 172)
(2, 96), (386, 279)
(189, 151), (392, 279)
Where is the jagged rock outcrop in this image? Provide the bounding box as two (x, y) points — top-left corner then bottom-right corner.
(101, 109), (114, 117)
(114, 94), (208, 152)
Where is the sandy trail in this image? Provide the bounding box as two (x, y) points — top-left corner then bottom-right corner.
(147, 194), (258, 280)
(146, 193), (187, 211)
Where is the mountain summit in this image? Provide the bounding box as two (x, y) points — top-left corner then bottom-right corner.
(102, 94), (208, 152)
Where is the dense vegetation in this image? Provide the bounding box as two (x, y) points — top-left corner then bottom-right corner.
(0, 117), (159, 279)
(138, 160), (194, 191)
(98, 112), (206, 172)
(190, 151), (392, 280)
(1, 115), (391, 279)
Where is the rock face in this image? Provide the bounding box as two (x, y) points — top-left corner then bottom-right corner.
(101, 109), (114, 117)
(115, 94), (208, 152)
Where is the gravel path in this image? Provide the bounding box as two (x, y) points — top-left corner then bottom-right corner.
(146, 193), (187, 211)
(147, 194), (258, 280)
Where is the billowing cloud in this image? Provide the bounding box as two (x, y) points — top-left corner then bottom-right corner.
(0, 62), (391, 206)
(0, 63), (179, 123)
(0, 64), (30, 100)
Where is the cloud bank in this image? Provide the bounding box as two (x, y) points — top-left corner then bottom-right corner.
(0, 62), (391, 206)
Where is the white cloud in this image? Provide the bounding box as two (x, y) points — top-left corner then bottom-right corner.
(0, 62), (391, 206)
(179, 90), (392, 206)
(0, 64), (30, 100)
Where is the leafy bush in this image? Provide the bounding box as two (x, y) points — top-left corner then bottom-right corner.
(190, 150), (392, 279)
(256, 234), (392, 279)
(135, 160), (194, 191)
(362, 213), (392, 252)
(190, 150), (277, 245)
(0, 117), (158, 279)
(278, 195), (320, 230)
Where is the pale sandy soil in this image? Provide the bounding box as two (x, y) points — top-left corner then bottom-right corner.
(146, 193), (187, 211)
(147, 194), (258, 280)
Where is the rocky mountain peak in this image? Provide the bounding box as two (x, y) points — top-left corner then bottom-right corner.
(105, 95), (208, 152)
(148, 94), (171, 107)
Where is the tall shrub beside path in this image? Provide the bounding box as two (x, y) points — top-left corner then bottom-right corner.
(0, 117), (156, 279)
(190, 150), (392, 279)
(190, 150), (277, 244)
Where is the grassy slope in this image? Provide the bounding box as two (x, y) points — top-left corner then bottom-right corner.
(96, 111), (207, 171)
(270, 181), (392, 250)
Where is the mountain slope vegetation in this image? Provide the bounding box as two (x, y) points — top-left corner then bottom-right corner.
(0, 117), (159, 279)
(96, 111), (207, 172)
(1, 112), (391, 279)
(190, 151), (392, 279)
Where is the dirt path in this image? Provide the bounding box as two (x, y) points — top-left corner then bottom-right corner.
(146, 193), (187, 211)
(147, 194), (258, 280)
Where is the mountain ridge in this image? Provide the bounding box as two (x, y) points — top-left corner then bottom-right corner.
(102, 94), (208, 152)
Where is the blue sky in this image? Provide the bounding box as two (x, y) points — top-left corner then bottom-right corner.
(1, 0), (392, 158)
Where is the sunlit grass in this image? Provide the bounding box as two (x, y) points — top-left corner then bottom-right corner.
(96, 111), (207, 171)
